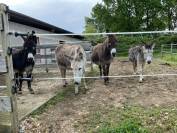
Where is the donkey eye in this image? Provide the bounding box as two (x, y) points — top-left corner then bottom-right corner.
(79, 68), (82, 71)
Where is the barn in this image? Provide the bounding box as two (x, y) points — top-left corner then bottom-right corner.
(0, 4), (92, 72)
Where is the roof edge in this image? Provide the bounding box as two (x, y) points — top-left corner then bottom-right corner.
(5, 7), (83, 39)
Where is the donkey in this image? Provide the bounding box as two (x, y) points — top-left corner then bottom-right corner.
(55, 44), (87, 94)
(12, 31), (37, 94)
(128, 43), (155, 82)
(91, 34), (118, 85)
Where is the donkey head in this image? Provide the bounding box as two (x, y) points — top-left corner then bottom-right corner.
(71, 47), (86, 85)
(23, 31), (37, 62)
(142, 43), (155, 64)
(106, 34), (118, 57)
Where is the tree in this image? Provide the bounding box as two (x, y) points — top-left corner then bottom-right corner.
(162, 0), (177, 30)
(84, 0), (177, 32)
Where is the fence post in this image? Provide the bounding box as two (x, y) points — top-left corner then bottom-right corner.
(171, 43), (173, 60)
(44, 48), (48, 73)
(0, 4), (18, 133)
(161, 44), (164, 58)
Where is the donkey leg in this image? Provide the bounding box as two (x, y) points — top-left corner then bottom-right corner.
(106, 64), (110, 82)
(141, 63), (145, 81)
(63, 69), (68, 85)
(27, 73), (34, 94)
(139, 63), (144, 83)
(60, 68), (67, 87)
(133, 61), (137, 74)
(18, 73), (23, 94)
(102, 65), (108, 85)
(99, 65), (102, 78)
(14, 73), (19, 94)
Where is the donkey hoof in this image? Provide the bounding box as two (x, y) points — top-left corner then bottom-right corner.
(29, 89), (35, 94)
(85, 86), (88, 90)
(63, 84), (67, 87)
(133, 72), (138, 75)
(104, 82), (109, 85)
(74, 92), (79, 95)
(139, 80), (143, 83)
(18, 91), (22, 94)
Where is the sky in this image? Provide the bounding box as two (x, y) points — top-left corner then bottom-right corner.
(0, 0), (101, 33)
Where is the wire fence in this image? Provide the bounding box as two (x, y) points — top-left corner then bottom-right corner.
(8, 30), (177, 37)
(34, 30), (177, 36)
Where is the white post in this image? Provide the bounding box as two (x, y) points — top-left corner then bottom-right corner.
(171, 43), (173, 60)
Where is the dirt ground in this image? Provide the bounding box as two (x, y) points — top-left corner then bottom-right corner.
(3, 58), (177, 132)
(19, 58), (177, 133)
(0, 67), (66, 119)
(17, 68), (63, 120)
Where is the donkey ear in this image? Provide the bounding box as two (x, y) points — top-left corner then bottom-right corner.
(70, 60), (75, 69)
(151, 43), (155, 49)
(77, 47), (80, 53)
(142, 45), (146, 51)
(79, 52), (83, 59)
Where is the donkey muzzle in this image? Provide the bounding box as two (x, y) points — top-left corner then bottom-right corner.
(111, 48), (116, 57)
(112, 53), (116, 57)
(27, 53), (34, 59)
(147, 61), (151, 64)
(74, 82), (79, 85)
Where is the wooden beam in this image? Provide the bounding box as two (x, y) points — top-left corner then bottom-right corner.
(0, 4), (18, 133)
(0, 96), (12, 112)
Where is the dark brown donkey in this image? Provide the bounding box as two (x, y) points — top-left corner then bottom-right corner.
(91, 34), (118, 84)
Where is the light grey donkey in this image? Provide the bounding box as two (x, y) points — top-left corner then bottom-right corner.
(129, 43), (155, 82)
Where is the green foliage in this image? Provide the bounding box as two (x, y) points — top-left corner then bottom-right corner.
(84, 0), (177, 32)
(79, 105), (177, 133)
(98, 119), (149, 133)
(161, 54), (177, 63)
(105, 35), (177, 57)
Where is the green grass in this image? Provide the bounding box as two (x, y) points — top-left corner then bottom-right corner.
(78, 105), (177, 133)
(161, 53), (177, 63)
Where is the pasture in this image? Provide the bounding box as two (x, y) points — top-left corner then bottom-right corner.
(17, 57), (177, 133)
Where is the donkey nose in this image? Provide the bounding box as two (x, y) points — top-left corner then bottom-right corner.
(112, 53), (116, 57)
(74, 82), (79, 85)
(27, 53), (34, 59)
(147, 61), (151, 64)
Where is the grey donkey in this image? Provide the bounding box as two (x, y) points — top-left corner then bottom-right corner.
(129, 43), (155, 82)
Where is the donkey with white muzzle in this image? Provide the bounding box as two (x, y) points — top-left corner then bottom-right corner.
(55, 44), (87, 94)
(91, 34), (118, 85)
(129, 43), (155, 82)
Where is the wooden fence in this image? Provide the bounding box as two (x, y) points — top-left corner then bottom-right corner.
(0, 4), (18, 133)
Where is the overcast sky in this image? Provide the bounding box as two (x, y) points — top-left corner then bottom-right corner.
(0, 0), (101, 33)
